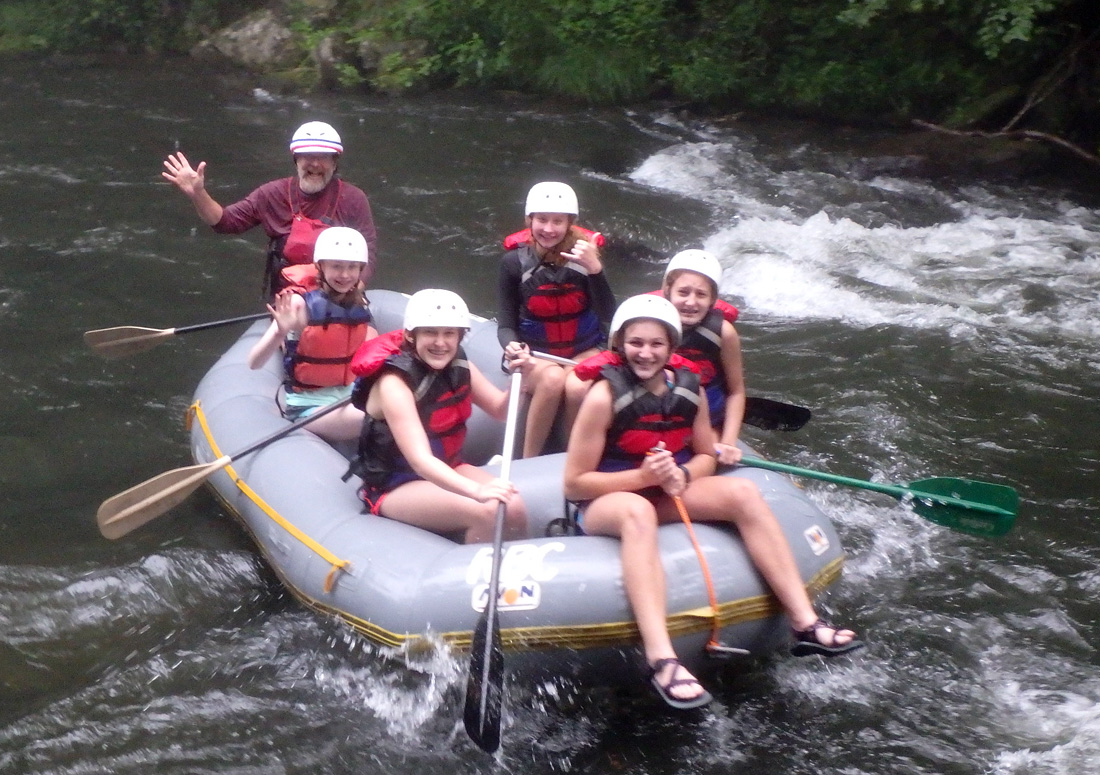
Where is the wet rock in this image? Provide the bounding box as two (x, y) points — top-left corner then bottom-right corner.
(313, 32), (355, 89)
(1020, 283), (1061, 314)
(190, 9), (298, 71)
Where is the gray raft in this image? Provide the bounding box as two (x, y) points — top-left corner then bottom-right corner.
(188, 290), (846, 683)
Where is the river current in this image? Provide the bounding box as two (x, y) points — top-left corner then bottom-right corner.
(1, 58), (1099, 774)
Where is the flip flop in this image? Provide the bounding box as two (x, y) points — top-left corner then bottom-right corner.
(790, 618), (865, 657)
(648, 657), (713, 710)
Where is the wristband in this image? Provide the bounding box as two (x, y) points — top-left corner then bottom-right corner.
(678, 464), (692, 484)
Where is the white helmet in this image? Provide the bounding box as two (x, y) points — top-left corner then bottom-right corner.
(403, 289), (470, 331)
(609, 294), (682, 350)
(663, 249), (723, 293)
(525, 182), (579, 216)
(313, 227), (368, 264)
(289, 121), (343, 155)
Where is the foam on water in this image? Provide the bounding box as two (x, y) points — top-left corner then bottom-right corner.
(629, 139), (1100, 362)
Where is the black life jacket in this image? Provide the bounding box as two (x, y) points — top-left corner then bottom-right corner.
(346, 331), (472, 488)
(595, 362), (701, 473)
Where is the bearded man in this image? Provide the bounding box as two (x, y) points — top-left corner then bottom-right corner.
(163, 121), (377, 296)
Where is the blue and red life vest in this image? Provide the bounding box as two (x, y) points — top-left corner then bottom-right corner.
(346, 330), (472, 489)
(505, 226), (608, 358)
(285, 289), (372, 392)
(676, 306), (732, 424)
(516, 250), (603, 357)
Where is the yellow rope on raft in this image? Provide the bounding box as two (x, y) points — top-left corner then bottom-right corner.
(188, 401), (350, 592)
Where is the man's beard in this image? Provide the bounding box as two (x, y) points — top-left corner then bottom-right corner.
(298, 169), (333, 194)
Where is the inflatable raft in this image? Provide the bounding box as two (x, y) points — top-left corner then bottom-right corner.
(188, 290), (846, 682)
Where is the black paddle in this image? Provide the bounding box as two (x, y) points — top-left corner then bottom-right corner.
(463, 371), (523, 753)
(84, 312), (270, 359)
(530, 350), (812, 432)
(97, 396), (353, 539)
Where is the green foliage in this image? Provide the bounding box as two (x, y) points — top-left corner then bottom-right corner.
(976, 0), (1058, 57)
(2, 0), (1094, 144)
(393, 0), (671, 102)
(654, 0), (1078, 123)
(371, 50), (435, 92)
(32, 0), (264, 54)
(839, 0), (1063, 58)
(0, 1), (48, 53)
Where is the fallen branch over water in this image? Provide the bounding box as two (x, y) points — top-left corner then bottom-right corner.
(912, 119), (1100, 168)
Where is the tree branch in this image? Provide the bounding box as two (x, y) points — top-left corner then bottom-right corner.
(1001, 25), (1100, 133)
(913, 119), (1100, 167)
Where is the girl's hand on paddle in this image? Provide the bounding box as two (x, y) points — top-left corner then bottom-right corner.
(643, 444), (677, 488)
(162, 152), (206, 197)
(714, 442), (742, 465)
(562, 233), (603, 273)
(474, 478), (517, 505)
(503, 341), (530, 372)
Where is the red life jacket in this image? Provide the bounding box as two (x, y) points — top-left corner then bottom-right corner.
(502, 225), (605, 250)
(286, 289), (372, 391)
(282, 179), (343, 265)
(279, 263), (320, 294)
(590, 360), (701, 473)
(573, 350), (699, 381)
(348, 331), (473, 488)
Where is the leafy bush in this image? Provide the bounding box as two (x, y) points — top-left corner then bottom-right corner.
(33, 0), (265, 53)
(0, 1), (47, 53)
(394, 0), (671, 102)
(3, 0), (1095, 145)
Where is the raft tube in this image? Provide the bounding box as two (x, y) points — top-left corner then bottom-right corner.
(188, 290), (846, 683)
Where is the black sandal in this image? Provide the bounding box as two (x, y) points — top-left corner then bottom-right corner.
(791, 618), (865, 657)
(648, 657), (713, 710)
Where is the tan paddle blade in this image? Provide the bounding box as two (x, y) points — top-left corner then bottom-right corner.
(84, 326), (175, 359)
(97, 455), (231, 539)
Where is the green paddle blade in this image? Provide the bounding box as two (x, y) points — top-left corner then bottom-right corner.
(908, 477), (1019, 537)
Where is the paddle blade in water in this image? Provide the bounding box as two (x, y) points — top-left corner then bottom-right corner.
(463, 611), (503, 753)
(908, 477), (1019, 537)
(743, 397), (812, 432)
(84, 326), (172, 359)
(97, 458), (229, 539)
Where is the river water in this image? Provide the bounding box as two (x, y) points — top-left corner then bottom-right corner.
(2, 58), (1099, 774)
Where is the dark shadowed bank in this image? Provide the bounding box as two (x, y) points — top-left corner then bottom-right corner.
(2, 0), (1099, 181)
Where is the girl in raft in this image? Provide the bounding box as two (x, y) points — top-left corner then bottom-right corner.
(497, 181), (616, 458)
(563, 294), (862, 710)
(347, 289), (528, 544)
(575, 249), (747, 464)
(661, 249), (746, 465)
(247, 226), (376, 441)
